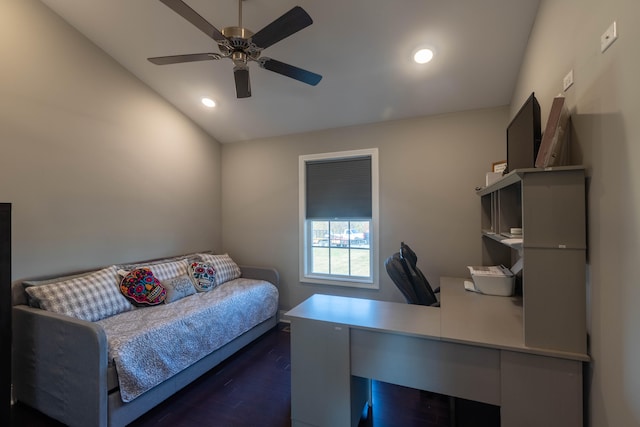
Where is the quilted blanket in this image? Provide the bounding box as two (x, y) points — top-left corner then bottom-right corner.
(96, 278), (278, 402)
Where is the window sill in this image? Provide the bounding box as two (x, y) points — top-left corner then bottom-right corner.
(300, 275), (379, 290)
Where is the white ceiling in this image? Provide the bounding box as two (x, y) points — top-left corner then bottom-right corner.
(39, 0), (540, 143)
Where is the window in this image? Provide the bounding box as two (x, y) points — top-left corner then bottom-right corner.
(299, 149), (379, 288)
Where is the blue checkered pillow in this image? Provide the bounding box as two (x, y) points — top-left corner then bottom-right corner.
(148, 259), (190, 281)
(24, 265), (133, 321)
(117, 259), (190, 283)
(117, 254), (198, 273)
(197, 253), (241, 285)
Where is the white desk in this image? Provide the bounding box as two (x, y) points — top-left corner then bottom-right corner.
(286, 277), (588, 427)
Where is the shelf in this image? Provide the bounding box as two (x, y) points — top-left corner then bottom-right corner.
(476, 165), (585, 196)
(477, 168), (587, 355)
(481, 231), (523, 249)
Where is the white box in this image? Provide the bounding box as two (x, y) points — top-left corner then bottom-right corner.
(486, 172), (502, 186)
(467, 266), (515, 297)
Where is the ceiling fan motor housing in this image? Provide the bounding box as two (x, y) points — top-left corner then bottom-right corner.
(221, 26), (260, 62)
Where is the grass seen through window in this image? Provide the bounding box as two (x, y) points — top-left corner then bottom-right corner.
(312, 247), (370, 277)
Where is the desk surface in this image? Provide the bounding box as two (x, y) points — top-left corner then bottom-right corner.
(286, 277), (589, 361)
(439, 276), (524, 349)
(285, 292), (441, 337)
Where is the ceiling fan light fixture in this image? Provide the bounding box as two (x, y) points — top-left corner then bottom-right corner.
(201, 97), (216, 108)
(413, 48), (434, 64)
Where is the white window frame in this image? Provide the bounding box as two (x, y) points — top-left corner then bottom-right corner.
(299, 148), (379, 289)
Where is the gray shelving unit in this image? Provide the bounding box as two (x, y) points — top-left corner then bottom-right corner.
(476, 166), (587, 355)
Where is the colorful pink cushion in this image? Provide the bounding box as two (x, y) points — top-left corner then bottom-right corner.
(119, 268), (166, 306)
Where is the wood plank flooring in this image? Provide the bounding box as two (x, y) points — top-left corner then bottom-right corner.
(10, 323), (454, 427)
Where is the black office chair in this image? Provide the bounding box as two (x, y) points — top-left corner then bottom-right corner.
(385, 241), (440, 307)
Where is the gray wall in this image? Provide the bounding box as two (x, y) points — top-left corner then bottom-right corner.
(511, 0), (640, 425)
(0, 0), (222, 280)
(221, 107), (508, 309)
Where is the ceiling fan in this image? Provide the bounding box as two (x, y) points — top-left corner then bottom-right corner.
(148, 0), (322, 98)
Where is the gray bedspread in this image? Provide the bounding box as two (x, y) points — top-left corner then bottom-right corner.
(96, 278), (278, 402)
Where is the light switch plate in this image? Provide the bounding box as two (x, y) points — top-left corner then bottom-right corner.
(601, 21), (618, 53)
(563, 69), (574, 92)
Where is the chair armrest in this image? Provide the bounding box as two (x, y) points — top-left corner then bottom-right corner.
(239, 265), (280, 287)
(12, 305), (109, 427)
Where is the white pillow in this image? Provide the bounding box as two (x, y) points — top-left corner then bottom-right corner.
(162, 274), (197, 303)
(187, 262), (217, 292)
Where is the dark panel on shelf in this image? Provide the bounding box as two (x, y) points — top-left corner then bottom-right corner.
(0, 203), (11, 426)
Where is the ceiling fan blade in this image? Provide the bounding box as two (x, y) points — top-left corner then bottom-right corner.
(159, 0), (227, 42)
(259, 58), (322, 86)
(250, 6), (313, 49)
(234, 67), (251, 98)
(148, 53), (221, 65)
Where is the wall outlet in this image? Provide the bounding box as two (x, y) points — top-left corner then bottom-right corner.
(601, 21), (618, 53)
(563, 69), (574, 92)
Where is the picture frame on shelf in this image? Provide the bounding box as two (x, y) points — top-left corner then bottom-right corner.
(535, 96), (571, 168)
(486, 160), (507, 186)
(492, 160), (507, 174)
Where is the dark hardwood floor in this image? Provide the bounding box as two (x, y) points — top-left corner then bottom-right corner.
(10, 323), (454, 427)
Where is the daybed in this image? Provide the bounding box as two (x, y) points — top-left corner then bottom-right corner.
(11, 252), (280, 427)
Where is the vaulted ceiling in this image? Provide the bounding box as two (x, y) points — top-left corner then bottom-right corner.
(39, 0), (540, 143)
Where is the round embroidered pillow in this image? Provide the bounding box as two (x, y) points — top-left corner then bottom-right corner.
(119, 268), (167, 306)
(188, 262), (216, 292)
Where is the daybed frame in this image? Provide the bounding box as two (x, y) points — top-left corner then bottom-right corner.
(12, 265), (279, 427)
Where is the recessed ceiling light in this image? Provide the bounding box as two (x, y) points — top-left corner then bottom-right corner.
(201, 97), (216, 108)
(413, 48), (434, 64)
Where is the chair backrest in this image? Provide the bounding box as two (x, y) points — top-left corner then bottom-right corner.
(400, 241), (418, 268)
(385, 253), (419, 304)
(386, 242), (438, 307)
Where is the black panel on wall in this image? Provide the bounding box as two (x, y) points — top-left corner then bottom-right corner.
(0, 203), (11, 424)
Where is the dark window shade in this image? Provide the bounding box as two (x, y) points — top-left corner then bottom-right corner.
(306, 156), (372, 219)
